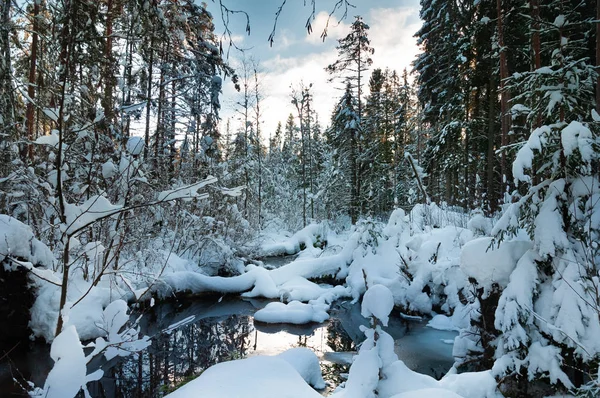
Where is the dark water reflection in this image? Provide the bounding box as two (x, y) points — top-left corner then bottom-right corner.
(0, 295), (455, 397)
(87, 297), (355, 397)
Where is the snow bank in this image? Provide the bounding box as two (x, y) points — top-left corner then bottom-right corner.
(276, 347), (326, 389)
(376, 349), (501, 398)
(254, 300), (329, 324)
(165, 355), (322, 398)
(260, 223), (325, 256)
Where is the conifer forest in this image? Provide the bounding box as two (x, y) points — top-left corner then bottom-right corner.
(0, 0), (599, 397)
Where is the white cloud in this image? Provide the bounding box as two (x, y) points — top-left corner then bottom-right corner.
(219, 6), (422, 143)
(368, 7), (421, 73)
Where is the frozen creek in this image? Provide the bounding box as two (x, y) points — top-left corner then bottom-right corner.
(0, 294), (456, 397)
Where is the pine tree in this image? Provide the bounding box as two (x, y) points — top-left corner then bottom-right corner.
(328, 83), (360, 222)
(493, 2), (600, 390)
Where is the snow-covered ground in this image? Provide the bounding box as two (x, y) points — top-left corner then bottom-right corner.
(3, 203), (548, 397)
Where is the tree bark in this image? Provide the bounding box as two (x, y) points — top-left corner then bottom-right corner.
(24, 0), (40, 161)
(55, 0), (77, 336)
(497, 0), (511, 197)
(102, 0), (116, 130)
(143, 38), (154, 159)
(597, 0), (600, 113)
(487, 79), (497, 212)
(0, 0), (15, 140)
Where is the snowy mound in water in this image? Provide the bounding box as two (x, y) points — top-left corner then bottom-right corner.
(460, 237), (531, 293)
(254, 300), (329, 324)
(165, 351), (323, 398)
(427, 314), (461, 331)
(0, 215), (54, 266)
(361, 284), (395, 326)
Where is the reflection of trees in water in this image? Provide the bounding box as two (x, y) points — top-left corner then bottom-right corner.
(322, 318), (354, 388)
(88, 314), (253, 397)
(326, 319), (354, 353)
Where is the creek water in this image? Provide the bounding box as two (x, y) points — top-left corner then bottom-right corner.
(0, 258), (457, 397)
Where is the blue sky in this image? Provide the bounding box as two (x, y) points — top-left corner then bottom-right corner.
(204, 0), (422, 137)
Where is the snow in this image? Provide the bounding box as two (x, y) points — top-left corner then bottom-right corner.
(0, 215), (54, 266)
(126, 136), (144, 155)
(165, 355), (323, 398)
(334, 345), (381, 398)
(561, 121), (593, 162)
(428, 314), (461, 331)
(379, 359), (500, 398)
(23, 204), (511, 398)
(513, 125), (547, 183)
(64, 195), (123, 235)
(42, 108), (59, 122)
(34, 130), (60, 147)
(361, 284), (395, 326)
(260, 223), (324, 256)
(553, 15), (566, 27)
(390, 389), (463, 398)
(253, 300), (330, 324)
(510, 103), (531, 116)
(157, 176), (218, 202)
(276, 347), (326, 389)
(460, 237), (531, 293)
(534, 180), (570, 258)
(39, 326), (88, 398)
(101, 160), (116, 179)
(101, 299), (151, 360)
(527, 341), (573, 388)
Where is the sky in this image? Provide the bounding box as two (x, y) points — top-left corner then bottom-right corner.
(204, 0), (422, 139)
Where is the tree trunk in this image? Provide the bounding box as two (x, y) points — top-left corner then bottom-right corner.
(0, 0), (15, 141)
(487, 80), (497, 212)
(55, 0), (77, 335)
(143, 38), (154, 159)
(102, 0), (115, 130)
(597, 0), (600, 113)
(497, 0), (511, 198)
(24, 0), (40, 161)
